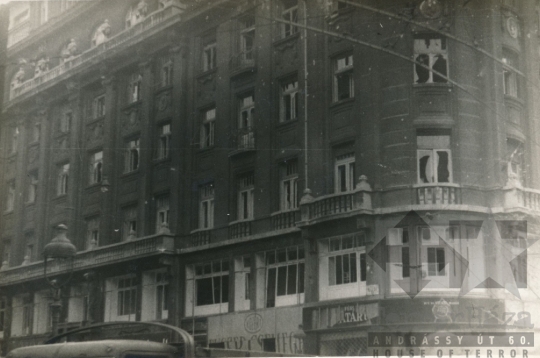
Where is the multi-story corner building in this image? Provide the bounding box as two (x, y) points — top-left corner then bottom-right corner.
(1, 0), (540, 356)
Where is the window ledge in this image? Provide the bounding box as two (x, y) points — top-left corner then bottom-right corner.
(412, 82), (452, 89)
(85, 182), (102, 190)
(504, 94), (524, 106)
(197, 146), (216, 154)
(24, 201), (36, 207)
(197, 67), (217, 80)
(155, 84), (173, 95)
(273, 31), (300, 47)
(190, 227), (213, 234)
(276, 118), (299, 130)
(153, 156), (171, 165)
(121, 170), (139, 179)
(88, 115), (106, 124)
(271, 209), (299, 216)
(330, 97), (355, 109)
(3, 209), (14, 215)
(123, 100), (142, 111)
(55, 194), (68, 200)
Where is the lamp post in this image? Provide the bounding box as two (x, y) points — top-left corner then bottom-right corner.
(43, 224), (77, 336)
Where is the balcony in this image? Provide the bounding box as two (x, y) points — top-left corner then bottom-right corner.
(8, 5), (183, 103)
(271, 210), (300, 230)
(503, 185), (540, 212)
(415, 184), (460, 205)
(229, 49), (256, 77)
(229, 220), (252, 239)
(0, 233), (174, 286)
(229, 128), (255, 156)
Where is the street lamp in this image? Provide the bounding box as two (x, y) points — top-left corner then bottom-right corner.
(43, 224), (77, 336)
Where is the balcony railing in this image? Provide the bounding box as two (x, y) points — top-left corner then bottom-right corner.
(229, 221), (252, 239)
(238, 128), (255, 150)
(190, 229), (212, 246)
(272, 210), (299, 230)
(0, 233), (174, 285)
(416, 184), (460, 205)
(503, 185), (540, 212)
(8, 5), (182, 102)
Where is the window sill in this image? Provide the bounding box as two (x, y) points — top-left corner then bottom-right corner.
(153, 156), (171, 165)
(24, 201), (36, 207)
(121, 170), (139, 179)
(271, 209), (299, 216)
(88, 115), (106, 123)
(123, 100), (142, 111)
(3, 209), (14, 215)
(197, 67), (217, 80)
(412, 82), (452, 89)
(413, 182), (460, 188)
(190, 227), (213, 234)
(504, 94), (524, 106)
(330, 97), (355, 109)
(86, 182), (102, 190)
(155, 84), (173, 95)
(55, 194), (68, 200)
(229, 218), (254, 226)
(197, 145), (216, 154)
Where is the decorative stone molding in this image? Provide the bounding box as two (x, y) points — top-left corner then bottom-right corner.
(86, 120), (105, 145)
(122, 106), (141, 134)
(156, 91), (171, 112)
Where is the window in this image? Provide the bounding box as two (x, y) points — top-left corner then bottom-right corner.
(240, 15), (255, 63)
(129, 73), (142, 103)
(507, 138), (524, 183)
(61, 112), (72, 133)
(156, 195), (170, 233)
(89, 151), (103, 185)
(57, 163), (69, 195)
(281, 0), (298, 38)
(194, 260), (229, 306)
(239, 94), (255, 129)
(202, 41), (217, 72)
(159, 57), (173, 87)
(2, 241), (10, 267)
(86, 217), (99, 249)
(281, 79), (298, 122)
(265, 246), (305, 308)
(10, 127), (19, 154)
(414, 35), (448, 84)
(31, 123), (40, 143)
(27, 172), (38, 203)
(10, 8), (29, 29)
(11, 295), (33, 336)
(333, 54), (354, 101)
(335, 153), (355, 193)
(427, 247), (446, 276)
(122, 206), (138, 241)
(502, 49), (519, 97)
(238, 173), (254, 221)
(142, 270), (169, 321)
(60, 0), (76, 12)
(67, 285), (88, 323)
(125, 139), (140, 173)
(6, 181), (15, 211)
(25, 243), (34, 264)
(117, 276), (138, 317)
(199, 183), (214, 229)
(201, 108), (216, 148)
(280, 160), (299, 211)
(93, 94), (106, 119)
(328, 236), (366, 285)
(33, 291), (52, 334)
(417, 131), (452, 183)
(157, 124), (171, 159)
(38, 1), (49, 25)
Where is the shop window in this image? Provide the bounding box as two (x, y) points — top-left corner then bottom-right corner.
(6, 181), (15, 212)
(27, 172), (38, 204)
(335, 153), (355, 193)
(234, 256), (251, 311)
(281, 0), (298, 38)
(199, 183), (214, 229)
(280, 159), (299, 211)
(104, 275), (138, 321)
(195, 261), (229, 305)
(503, 49), (519, 97)
(414, 35), (448, 84)
(86, 217), (99, 249)
(263, 338), (277, 352)
(417, 130), (452, 184)
(93, 94), (106, 119)
(319, 233), (367, 301)
(68, 285), (88, 323)
(157, 123), (171, 159)
(128, 73), (142, 103)
(57, 163), (70, 196)
(142, 270), (169, 321)
(89, 151), (103, 185)
(122, 205), (138, 240)
(124, 139), (140, 173)
(155, 195), (170, 233)
(265, 246), (305, 308)
(33, 291), (52, 334)
(201, 108), (216, 148)
(202, 41), (217, 72)
(237, 173), (254, 221)
(333, 54), (354, 102)
(281, 78), (298, 122)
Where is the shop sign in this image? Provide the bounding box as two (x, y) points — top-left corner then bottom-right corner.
(310, 302), (379, 330)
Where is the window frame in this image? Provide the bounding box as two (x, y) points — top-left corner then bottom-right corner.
(157, 123), (171, 160)
(6, 181), (15, 212)
(201, 108), (216, 149)
(413, 35), (448, 84)
(128, 73), (142, 103)
(57, 163), (70, 196)
(333, 54), (354, 102)
(89, 151), (103, 185)
(237, 173), (255, 221)
(334, 153), (356, 193)
(502, 49), (519, 98)
(280, 160), (299, 211)
(199, 183), (215, 229)
(159, 57), (174, 88)
(280, 79), (299, 122)
(416, 132), (452, 184)
(240, 15), (255, 63)
(281, 1), (298, 38)
(93, 94), (106, 119)
(155, 195), (170, 233)
(264, 246), (305, 308)
(85, 217), (100, 249)
(26, 172), (38, 204)
(202, 41), (217, 72)
(122, 205), (138, 241)
(124, 139), (140, 173)
(61, 112), (72, 133)
(193, 260), (229, 307)
(116, 276), (138, 318)
(10, 126), (19, 154)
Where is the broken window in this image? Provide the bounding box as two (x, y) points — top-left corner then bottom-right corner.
(414, 36), (448, 84)
(417, 131), (452, 184)
(333, 54), (354, 101)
